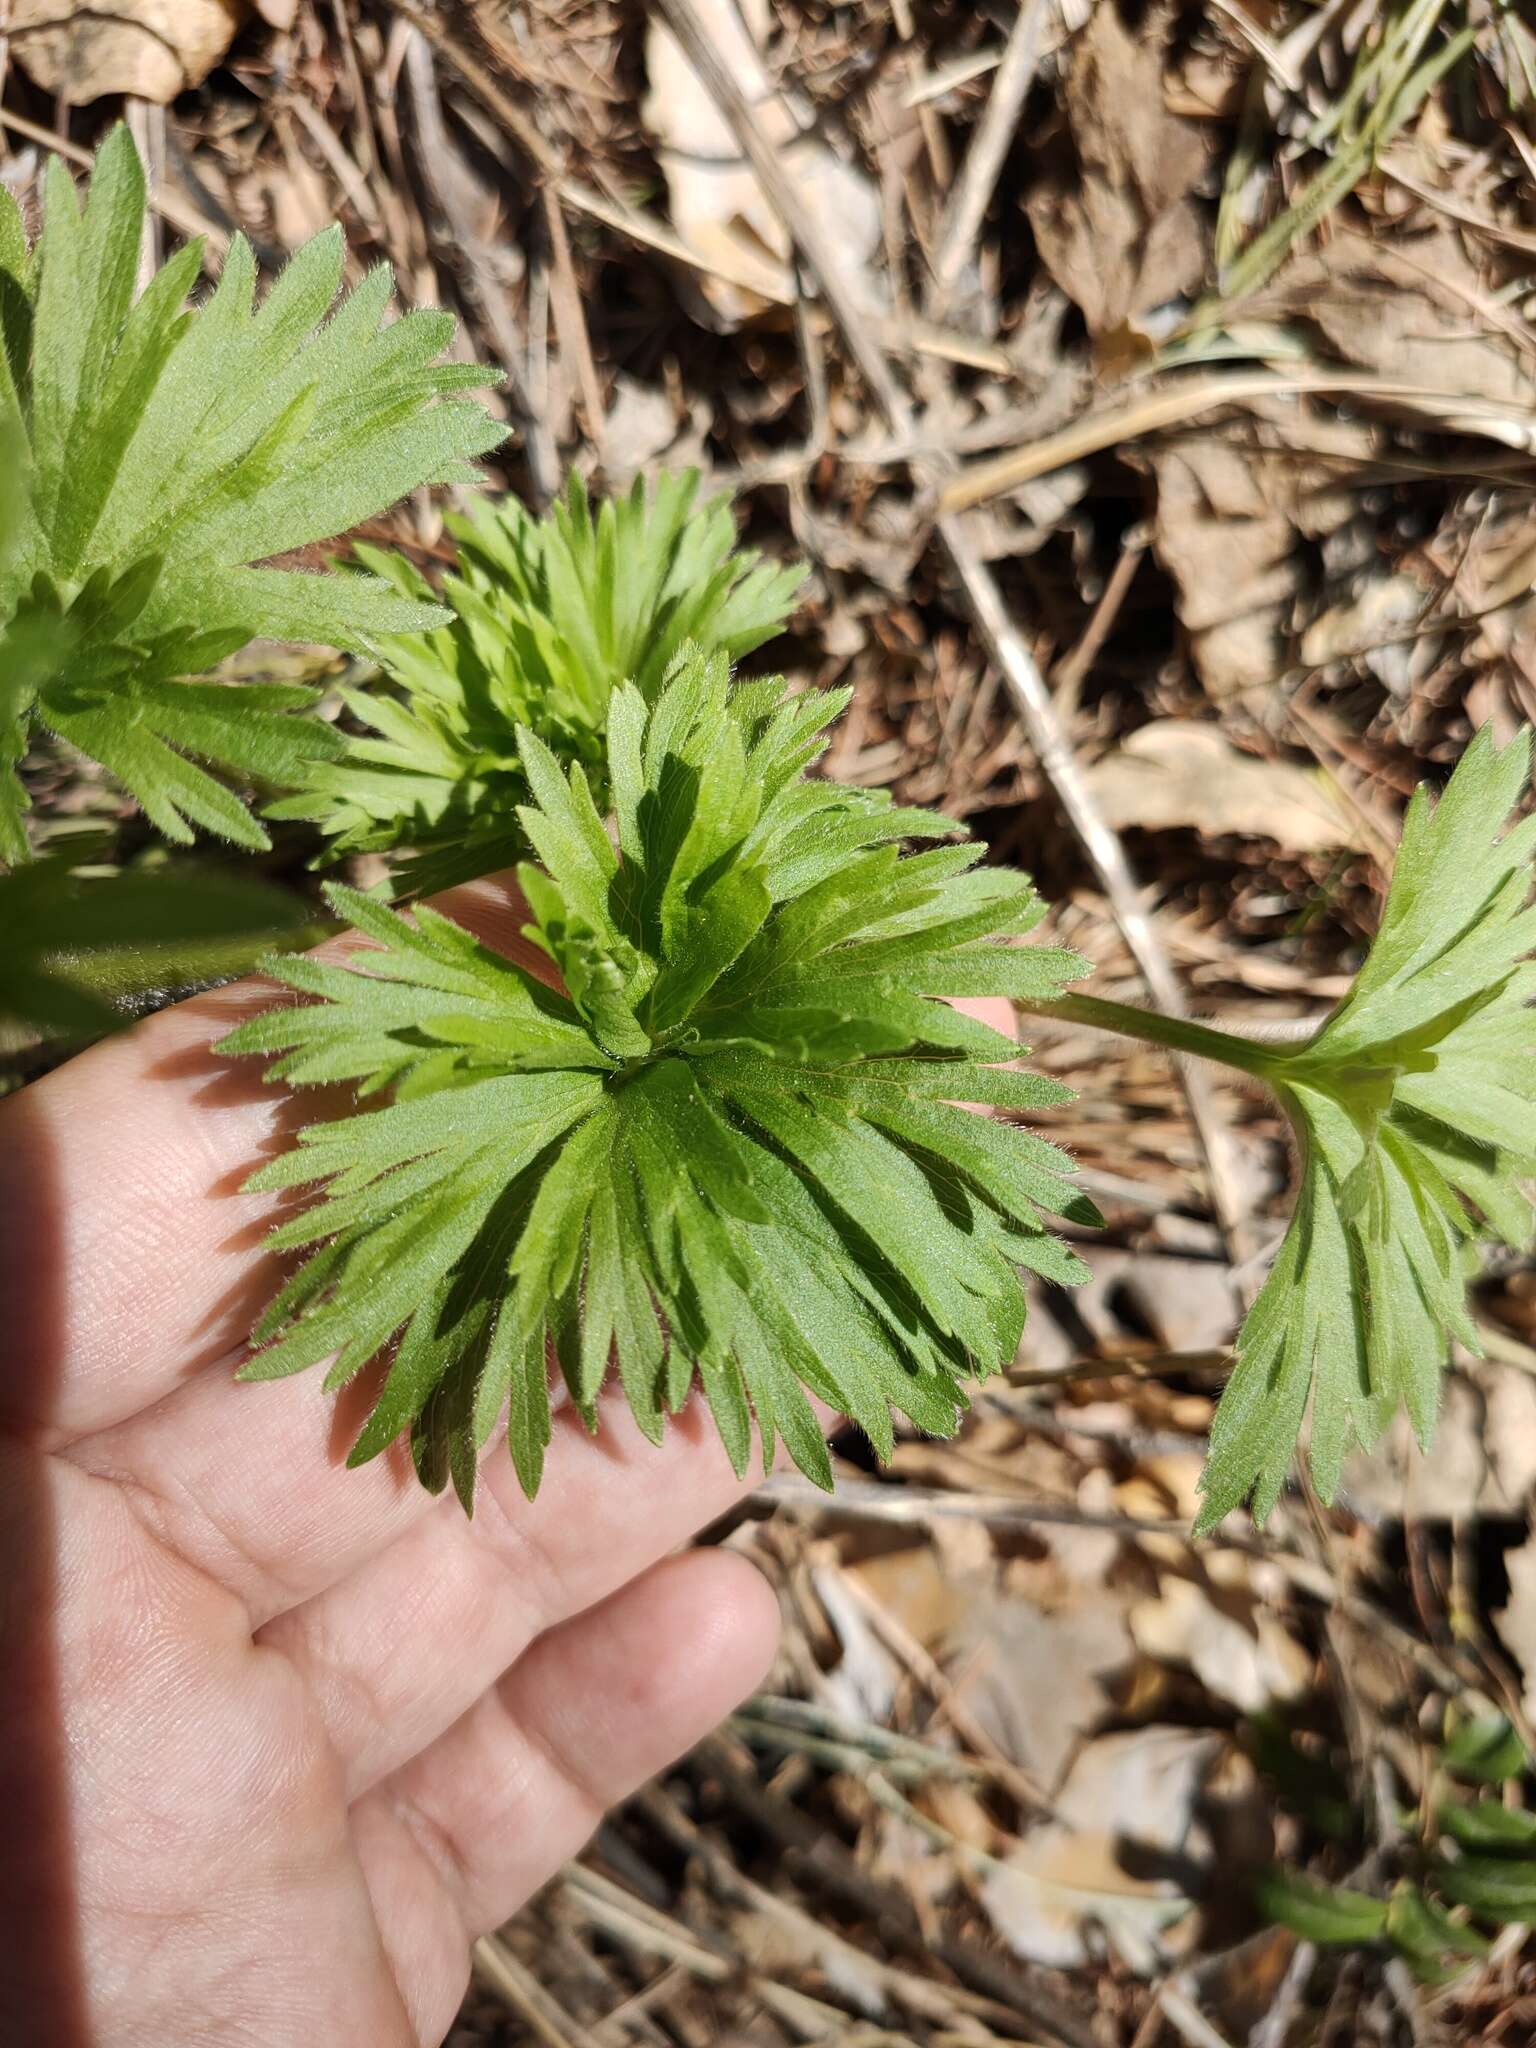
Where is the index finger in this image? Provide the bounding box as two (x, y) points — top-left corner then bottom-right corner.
(0, 875), (546, 1446)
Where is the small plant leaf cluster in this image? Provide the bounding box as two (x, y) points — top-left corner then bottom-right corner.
(1197, 727), (1535, 1529)
(0, 125), (504, 862)
(1259, 1711), (1536, 1986)
(274, 472), (805, 896)
(223, 651), (1098, 1507)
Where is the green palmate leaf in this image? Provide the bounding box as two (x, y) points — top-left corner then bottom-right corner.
(0, 842), (323, 1039)
(1197, 726), (1536, 1530)
(224, 649), (1095, 1508)
(271, 471), (806, 895)
(0, 126), (504, 863)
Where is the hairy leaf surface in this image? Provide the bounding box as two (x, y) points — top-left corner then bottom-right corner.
(1199, 727), (1536, 1528)
(0, 127), (503, 861)
(274, 472), (805, 894)
(226, 653), (1095, 1506)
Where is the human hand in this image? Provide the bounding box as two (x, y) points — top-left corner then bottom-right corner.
(0, 878), (785, 2048)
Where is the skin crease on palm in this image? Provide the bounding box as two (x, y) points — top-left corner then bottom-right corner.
(0, 870), (1017, 2048)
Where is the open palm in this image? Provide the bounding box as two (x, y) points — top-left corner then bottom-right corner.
(0, 878), (784, 2048)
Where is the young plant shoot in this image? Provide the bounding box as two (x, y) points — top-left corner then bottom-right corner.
(1206, 729), (1534, 1527)
(223, 652), (1100, 1508)
(0, 126), (505, 863)
(273, 472), (806, 896)
(1028, 727), (1536, 1529)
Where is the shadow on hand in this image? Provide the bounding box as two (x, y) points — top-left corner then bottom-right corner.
(0, 1096), (89, 2046)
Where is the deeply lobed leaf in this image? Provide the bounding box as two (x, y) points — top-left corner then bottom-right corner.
(225, 651), (1095, 1507)
(1198, 726), (1536, 1529)
(0, 127), (504, 863)
(271, 472), (806, 895)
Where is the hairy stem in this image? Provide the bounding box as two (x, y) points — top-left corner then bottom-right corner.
(1019, 990), (1296, 1082)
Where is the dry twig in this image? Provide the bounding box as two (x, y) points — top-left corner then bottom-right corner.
(941, 372), (1536, 512)
(472, 1931), (587, 2048)
(928, 0), (1051, 311)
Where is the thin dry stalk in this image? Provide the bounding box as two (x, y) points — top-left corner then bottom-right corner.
(541, 182), (607, 458)
(0, 106), (227, 254)
(929, 0), (1050, 310)
(1205, 0), (1301, 91)
(932, 515), (1258, 1261)
(648, 0), (905, 423)
(1380, 154), (1536, 258)
(289, 90), (382, 229)
(1009, 1348), (1235, 1388)
(1047, 525), (1148, 723)
(1248, 1939), (1319, 2048)
(823, 1567), (1057, 1815)
(376, 19), (1015, 379)
(888, 0), (953, 188)
(399, 27), (559, 502)
(905, 47), (1007, 108)
(328, 0), (381, 178)
(124, 98), (164, 280)
(562, 175), (1016, 371)
(761, 1469), (1196, 1538)
(941, 370), (1536, 511)
(558, 20), (974, 372)
(630, 1785), (982, 2033)
(638, 1773), (1094, 2047)
(565, 1863), (731, 1983)
(565, 1863), (855, 2041)
(381, 0), (563, 177)
(472, 1931), (586, 2048)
